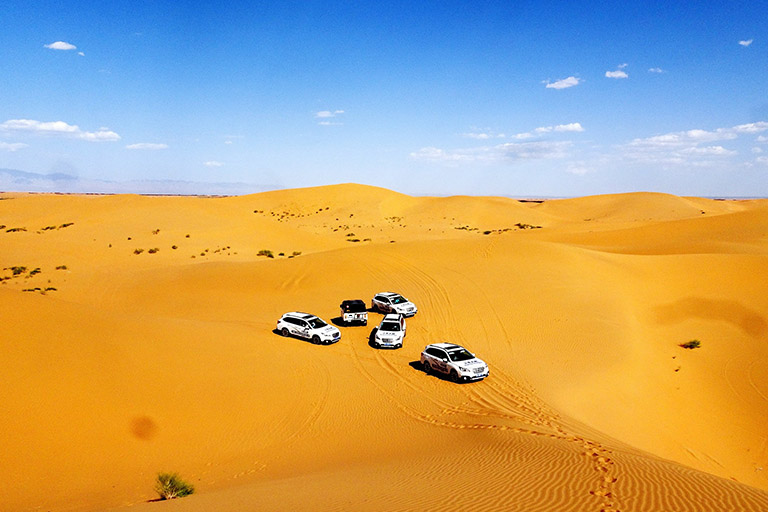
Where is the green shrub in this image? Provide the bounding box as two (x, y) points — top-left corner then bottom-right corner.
(154, 472), (194, 500)
(680, 339), (701, 349)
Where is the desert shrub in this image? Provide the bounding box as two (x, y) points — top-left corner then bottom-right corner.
(346, 238), (361, 242)
(171, 245), (178, 250)
(292, 251), (301, 256)
(56, 265), (68, 270)
(42, 225), (57, 231)
(278, 252), (285, 256)
(185, 234), (190, 238)
(9, 266), (27, 276)
(154, 472), (194, 500)
(257, 249), (274, 258)
(483, 230), (492, 235)
(59, 223), (74, 229)
(515, 223), (542, 230)
(148, 248), (159, 254)
(680, 339), (701, 349)
(29, 268), (41, 276)
(7, 227), (26, 232)
(134, 249), (144, 255)
(152, 229), (160, 235)
(0, 225), (5, 230)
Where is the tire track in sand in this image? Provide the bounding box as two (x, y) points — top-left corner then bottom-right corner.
(358, 249), (623, 511)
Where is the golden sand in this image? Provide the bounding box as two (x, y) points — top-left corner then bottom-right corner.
(1, 185), (767, 511)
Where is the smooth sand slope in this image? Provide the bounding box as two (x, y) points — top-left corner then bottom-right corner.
(1, 185), (767, 511)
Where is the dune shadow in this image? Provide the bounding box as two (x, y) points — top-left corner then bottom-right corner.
(654, 297), (767, 338)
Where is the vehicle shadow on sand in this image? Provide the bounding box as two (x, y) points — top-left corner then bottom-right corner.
(408, 360), (467, 383)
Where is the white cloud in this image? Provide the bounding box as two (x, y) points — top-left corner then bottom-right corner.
(44, 41), (77, 51)
(0, 119), (120, 142)
(204, 161), (224, 167)
(752, 147), (763, 154)
(621, 122), (768, 165)
(544, 76), (581, 89)
(462, 132), (491, 139)
(126, 143), (168, 150)
(732, 122), (768, 133)
(757, 135), (768, 143)
(315, 110), (344, 118)
(78, 52), (85, 57)
(529, 123), (585, 136)
(0, 142), (28, 152)
(739, 39), (753, 47)
(605, 70), (628, 79)
(411, 141), (572, 164)
(681, 145), (736, 156)
(648, 67), (664, 73)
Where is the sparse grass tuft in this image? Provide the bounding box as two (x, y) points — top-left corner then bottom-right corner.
(147, 248), (159, 254)
(56, 265), (68, 270)
(9, 266), (27, 276)
(154, 472), (194, 500)
(6, 227), (27, 232)
(134, 248), (144, 255)
(59, 223), (74, 229)
(257, 249), (274, 258)
(152, 229), (160, 235)
(680, 339), (701, 349)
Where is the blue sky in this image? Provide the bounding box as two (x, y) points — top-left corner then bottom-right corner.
(1, 1), (767, 197)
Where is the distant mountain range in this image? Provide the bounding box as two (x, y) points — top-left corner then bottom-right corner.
(0, 168), (281, 196)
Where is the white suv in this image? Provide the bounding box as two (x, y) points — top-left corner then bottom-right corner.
(277, 312), (341, 345)
(420, 343), (489, 382)
(373, 313), (406, 349)
(371, 292), (418, 317)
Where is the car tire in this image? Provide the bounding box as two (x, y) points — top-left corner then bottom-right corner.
(450, 370), (459, 382)
(312, 335), (320, 345)
(423, 360), (431, 374)
(281, 327), (290, 337)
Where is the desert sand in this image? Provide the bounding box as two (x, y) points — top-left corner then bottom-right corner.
(1, 184), (767, 511)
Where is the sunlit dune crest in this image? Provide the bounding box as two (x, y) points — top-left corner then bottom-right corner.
(1, 184), (767, 511)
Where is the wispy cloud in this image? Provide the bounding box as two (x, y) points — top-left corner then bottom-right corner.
(621, 122), (768, 165)
(648, 67), (664, 73)
(739, 39), (753, 47)
(544, 76), (582, 89)
(203, 161), (224, 167)
(0, 142), (28, 152)
(126, 143), (168, 150)
(315, 109), (345, 125)
(315, 110), (344, 118)
(411, 141), (572, 164)
(0, 119), (120, 141)
(511, 122), (584, 140)
(44, 41), (77, 51)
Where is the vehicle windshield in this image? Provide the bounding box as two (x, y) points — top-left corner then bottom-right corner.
(308, 318), (327, 329)
(448, 349), (474, 362)
(391, 295), (407, 304)
(381, 322), (400, 331)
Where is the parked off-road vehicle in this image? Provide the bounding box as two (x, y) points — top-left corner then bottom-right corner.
(372, 313), (406, 349)
(340, 299), (368, 326)
(420, 343), (489, 382)
(371, 292), (418, 317)
(277, 312), (341, 344)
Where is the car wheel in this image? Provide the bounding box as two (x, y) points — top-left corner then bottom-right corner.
(423, 360), (431, 374)
(450, 370), (459, 382)
(312, 335), (320, 345)
(281, 327), (290, 337)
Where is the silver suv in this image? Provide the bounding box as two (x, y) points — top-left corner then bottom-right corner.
(371, 292), (418, 317)
(277, 312), (341, 344)
(420, 343), (489, 382)
(373, 313), (406, 349)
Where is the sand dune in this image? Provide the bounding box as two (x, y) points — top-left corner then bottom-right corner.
(1, 185), (767, 511)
